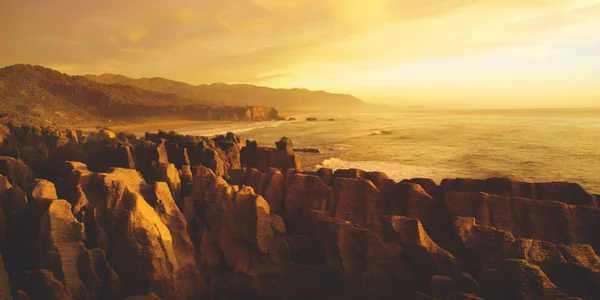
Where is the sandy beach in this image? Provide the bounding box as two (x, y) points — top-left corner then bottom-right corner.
(74, 119), (229, 134)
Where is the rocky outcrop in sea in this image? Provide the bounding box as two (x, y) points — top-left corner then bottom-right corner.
(0, 123), (599, 299)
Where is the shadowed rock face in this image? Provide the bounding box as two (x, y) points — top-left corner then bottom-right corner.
(0, 254), (11, 300)
(0, 126), (599, 299)
(442, 177), (596, 207)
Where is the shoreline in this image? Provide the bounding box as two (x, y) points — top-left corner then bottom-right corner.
(1, 122), (600, 299)
(73, 119), (246, 134)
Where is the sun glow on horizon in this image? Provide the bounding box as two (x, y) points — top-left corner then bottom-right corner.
(1, 0), (600, 108)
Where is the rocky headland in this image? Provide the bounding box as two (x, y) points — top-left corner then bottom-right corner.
(0, 122), (599, 299)
(0, 65), (282, 127)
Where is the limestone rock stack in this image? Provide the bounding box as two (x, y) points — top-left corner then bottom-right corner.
(0, 125), (598, 299)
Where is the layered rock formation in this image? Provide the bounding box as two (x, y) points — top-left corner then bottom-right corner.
(0, 125), (599, 299)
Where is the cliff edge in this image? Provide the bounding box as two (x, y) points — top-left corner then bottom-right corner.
(0, 125), (598, 299)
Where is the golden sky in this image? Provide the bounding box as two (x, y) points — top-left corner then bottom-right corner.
(1, 0), (600, 108)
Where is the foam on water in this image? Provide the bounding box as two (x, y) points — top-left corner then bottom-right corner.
(316, 157), (461, 183)
(369, 130), (393, 136)
(178, 120), (286, 137)
(165, 110), (600, 194)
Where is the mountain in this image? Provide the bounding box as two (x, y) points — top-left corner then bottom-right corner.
(0, 64), (281, 126)
(85, 73), (366, 110)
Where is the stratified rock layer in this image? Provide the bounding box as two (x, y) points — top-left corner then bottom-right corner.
(0, 126), (598, 299)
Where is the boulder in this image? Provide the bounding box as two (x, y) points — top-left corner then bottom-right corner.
(0, 254), (11, 300)
(235, 187), (273, 253)
(383, 216), (458, 290)
(0, 175), (10, 195)
(90, 168), (189, 299)
(283, 173), (333, 234)
(453, 217), (517, 268)
(444, 192), (582, 247)
(151, 182), (201, 298)
(534, 182), (596, 206)
(135, 140), (169, 166)
(331, 177), (385, 227)
(316, 168), (334, 186)
(0, 156), (31, 189)
(214, 142), (241, 178)
(179, 165), (194, 198)
(477, 259), (568, 300)
(29, 179), (57, 206)
(430, 275), (458, 298)
(275, 137), (294, 155)
(316, 216), (416, 298)
(21, 269), (71, 300)
(111, 143), (135, 169)
(558, 244), (600, 270)
(38, 200), (98, 299)
(62, 162), (92, 191)
(180, 165), (193, 184)
(240, 140), (260, 170)
(89, 249), (128, 300)
(165, 143), (190, 168)
(202, 149), (225, 177)
(401, 178), (440, 199)
(244, 168), (268, 195)
(385, 183), (443, 241)
(191, 166), (236, 239)
(155, 163), (182, 197)
(98, 129), (116, 139)
(333, 168), (368, 180)
(0, 187), (27, 216)
(263, 169), (285, 216)
(367, 171), (394, 191)
(69, 185), (88, 218)
(14, 290), (27, 300)
(442, 178), (596, 207)
(227, 168), (246, 187)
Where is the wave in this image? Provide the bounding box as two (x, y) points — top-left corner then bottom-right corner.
(178, 120), (286, 137)
(315, 157), (459, 183)
(369, 130), (393, 136)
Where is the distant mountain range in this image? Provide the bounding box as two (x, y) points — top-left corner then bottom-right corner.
(85, 73), (366, 110)
(0, 64), (367, 126)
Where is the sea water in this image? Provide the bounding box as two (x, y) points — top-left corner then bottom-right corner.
(170, 109), (600, 194)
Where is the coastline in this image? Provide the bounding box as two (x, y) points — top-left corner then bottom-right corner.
(1, 123), (600, 299)
(73, 119), (241, 135)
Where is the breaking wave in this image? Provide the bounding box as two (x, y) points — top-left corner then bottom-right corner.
(369, 130), (393, 136)
(315, 157), (459, 183)
(179, 120), (286, 137)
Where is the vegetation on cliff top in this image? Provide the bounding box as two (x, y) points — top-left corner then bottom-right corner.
(0, 64), (282, 126)
(85, 73), (366, 110)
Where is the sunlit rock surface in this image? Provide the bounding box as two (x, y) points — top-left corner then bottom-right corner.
(0, 126), (599, 299)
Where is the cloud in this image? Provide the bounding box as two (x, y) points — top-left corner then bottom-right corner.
(120, 28), (149, 43)
(1, 0), (600, 107)
(119, 48), (162, 56)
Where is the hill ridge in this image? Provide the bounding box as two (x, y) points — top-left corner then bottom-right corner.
(85, 72), (366, 110)
(0, 64), (281, 126)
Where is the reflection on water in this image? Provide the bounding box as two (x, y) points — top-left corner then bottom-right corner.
(178, 110), (600, 194)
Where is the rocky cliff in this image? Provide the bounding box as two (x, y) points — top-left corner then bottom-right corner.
(0, 124), (599, 299)
(0, 65), (282, 126)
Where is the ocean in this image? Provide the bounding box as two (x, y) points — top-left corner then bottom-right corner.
(147, 109), (600, 194)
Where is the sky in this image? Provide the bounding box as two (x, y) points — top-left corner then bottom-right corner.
(1, 0), (600, 108)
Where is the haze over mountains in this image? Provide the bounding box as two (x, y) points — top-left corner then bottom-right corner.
(0, 64), (366, 126)
(85, 73), (365, 110)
